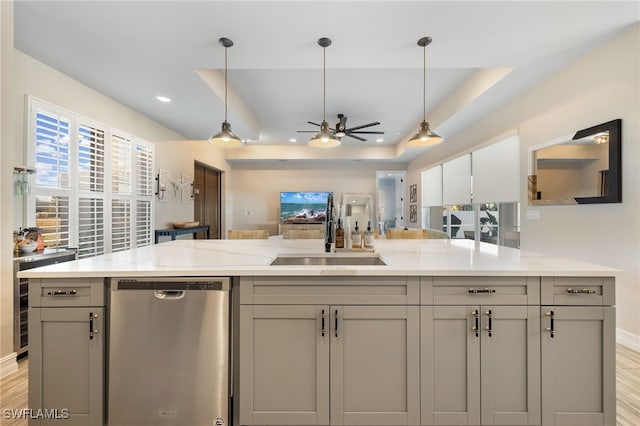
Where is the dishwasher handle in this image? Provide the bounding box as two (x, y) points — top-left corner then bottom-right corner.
(154, 290), (185, 300)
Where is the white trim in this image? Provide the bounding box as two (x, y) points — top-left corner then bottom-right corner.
(617, 327), (640, 352)
(0, 352), (18, 378)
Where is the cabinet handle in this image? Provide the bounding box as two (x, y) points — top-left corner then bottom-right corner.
(566, 288), (597, 295)
(545, 310), (555, 338)
(469, 288), (496, 294)
(471, 310), (479, 337)
(89, 312), (95, 340)
(334, 309), (339, 338)
(47, 289), (77, 296)
(321, 309), (326, 337)
(484, 310), (493, 337)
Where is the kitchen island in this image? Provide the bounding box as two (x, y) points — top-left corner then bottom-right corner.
(20, 238), (618, 426)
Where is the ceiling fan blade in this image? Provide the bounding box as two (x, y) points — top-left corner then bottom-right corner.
(336, 114), (347, 131)
(345, 121), (381, 132)
(297, 130), (317, 133)
(345, 134), (367, 142)
(305, 121), (336, 131)
(348, 130), (385, 134)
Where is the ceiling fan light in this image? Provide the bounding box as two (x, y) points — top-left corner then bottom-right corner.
(209, 121), (243, 147)
(309, 121), (341, 148)
(406, 121), (443, 147)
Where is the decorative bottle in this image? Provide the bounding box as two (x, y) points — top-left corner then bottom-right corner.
(335, 219), (345, 249)
(352, 221), (362, 249)
(364, 221), (374, 250)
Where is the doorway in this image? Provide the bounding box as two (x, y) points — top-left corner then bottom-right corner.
(376, 171), (406, 233)
(193, 162), (222, 239)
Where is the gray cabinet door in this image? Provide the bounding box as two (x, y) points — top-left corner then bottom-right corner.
(421, 306), (480, 425)
(28, 307), (103, 426)
(480, 306), (540, 425)
(330, 306), (420, 425)
(541, 306), (616, 426)
(239, 305), (330, 425)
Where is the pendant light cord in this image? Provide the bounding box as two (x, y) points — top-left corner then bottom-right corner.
(422, 43), (426, 122)
(323, 45), (326, 122)
(224, 46), (228, 122)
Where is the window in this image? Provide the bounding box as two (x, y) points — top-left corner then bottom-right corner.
(420, 135), (520, 247)
(28, 97), (154, 257)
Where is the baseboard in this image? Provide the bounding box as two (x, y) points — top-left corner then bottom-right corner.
(617, 327), (640, 352)
(0, 352), (18, 378)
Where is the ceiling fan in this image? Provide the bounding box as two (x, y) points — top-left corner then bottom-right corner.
(298, 114), (383, 142)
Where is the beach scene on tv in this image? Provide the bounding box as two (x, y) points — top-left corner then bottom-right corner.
(280, 192), (332, 224)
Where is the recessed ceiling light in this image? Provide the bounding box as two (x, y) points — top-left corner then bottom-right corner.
(376, 138), (384, 143)
(289, 138), (297, 143)
(155, 96), (171, 103)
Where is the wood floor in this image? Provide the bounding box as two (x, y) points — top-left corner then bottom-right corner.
(1, 344), (639, 425)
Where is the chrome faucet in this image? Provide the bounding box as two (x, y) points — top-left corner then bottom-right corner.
(325, 194), (335, 252)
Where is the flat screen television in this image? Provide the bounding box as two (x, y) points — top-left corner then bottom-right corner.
(280, 191), (332, 224)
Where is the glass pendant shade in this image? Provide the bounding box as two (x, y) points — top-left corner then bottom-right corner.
(309, 121), (341, 148)
(209, 121), (242, 147)
(406, 120), (443, 147)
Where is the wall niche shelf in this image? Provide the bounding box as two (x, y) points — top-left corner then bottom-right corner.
(13, 165), (36, 174)
(13, 165), (36, 196)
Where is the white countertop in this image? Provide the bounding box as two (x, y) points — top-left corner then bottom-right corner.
(18, 238), (620, 278)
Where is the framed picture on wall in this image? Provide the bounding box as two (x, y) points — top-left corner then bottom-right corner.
(409, 184), (417, 203)
(409, 204), (417, 223)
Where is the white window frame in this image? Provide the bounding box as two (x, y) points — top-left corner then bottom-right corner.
(27, 96), (154, 257)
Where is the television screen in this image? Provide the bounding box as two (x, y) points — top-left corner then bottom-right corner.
(280, 192), (332, 224)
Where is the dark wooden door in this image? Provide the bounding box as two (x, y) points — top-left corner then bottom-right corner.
(193, 162), (221, 239)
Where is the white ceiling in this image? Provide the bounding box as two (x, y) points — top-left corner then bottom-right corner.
(13, 1), (640, 161)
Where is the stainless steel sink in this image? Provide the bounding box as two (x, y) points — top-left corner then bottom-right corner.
(270, 255), (387, 266)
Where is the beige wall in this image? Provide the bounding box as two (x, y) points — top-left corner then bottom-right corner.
(1, 45), (190, 367)
(0, 0), (17, 372)
(11, 49), (188, 229)
(230, 161), (403, 236)
(153, 140), (230, 233)
(408, 24), (640, 345)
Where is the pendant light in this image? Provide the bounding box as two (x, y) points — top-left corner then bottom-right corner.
(209, 37), (243, 148)
(309, 37), (341, 148)
(407, 36), (443, 147)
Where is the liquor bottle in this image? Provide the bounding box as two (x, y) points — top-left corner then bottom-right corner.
(335, 219), (345, 249)
(352, 221), (362, 249)
(364, 221), (374, 250)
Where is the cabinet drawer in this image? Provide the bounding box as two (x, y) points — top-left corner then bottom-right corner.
(541, 277), (614, 306)
(240, 276), (419, 305)
(30, 278), (105, 307)
(423, 276), (539, 305)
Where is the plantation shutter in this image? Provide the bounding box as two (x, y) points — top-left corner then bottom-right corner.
(112, 134), (132, 195)
(112, 199), (131, 252)
(78, 198), (105, 258)
(135, 143), (154, 247)
(34, 195), (70, 248)
(34, 110), (71, 189)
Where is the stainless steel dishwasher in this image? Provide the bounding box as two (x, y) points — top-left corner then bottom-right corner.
(108, 277), (230, 426)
